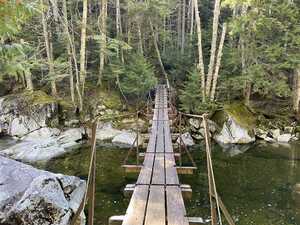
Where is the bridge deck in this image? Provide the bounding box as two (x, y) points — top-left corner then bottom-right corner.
(122, 85), (189, 225)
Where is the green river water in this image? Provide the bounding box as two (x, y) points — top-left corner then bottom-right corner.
(42, 141), (300, 225)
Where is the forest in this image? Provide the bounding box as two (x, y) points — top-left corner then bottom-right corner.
(0, 0), (300, 225)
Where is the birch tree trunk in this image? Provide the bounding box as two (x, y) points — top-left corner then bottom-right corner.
(116, 0), (124, 63)
(62, 0), (75, 103)
(189, 0), (194, 38)
(293, 68), (300, 114)
(98, 0), (107, 85)
(79, 0), (88, 96)
(181, 0), (186, 54)
(193, 0), (206, 102)
(205, 0), (221, 97)
(41, 0), (57, 97)
(210, 23), (227, 101)
(149, 19), (168, 85)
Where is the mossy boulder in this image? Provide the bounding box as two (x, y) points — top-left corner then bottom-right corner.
(211, 103), (256, 144)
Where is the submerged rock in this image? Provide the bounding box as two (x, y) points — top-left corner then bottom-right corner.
(220, 143), (252, 157)
(0, 156), (85, 225)
(176, 132), (195, 146)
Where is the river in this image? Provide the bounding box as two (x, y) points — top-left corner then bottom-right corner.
(38, 141), (300, 225)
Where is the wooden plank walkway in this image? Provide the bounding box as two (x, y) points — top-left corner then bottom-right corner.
(122, 85), (190, 225)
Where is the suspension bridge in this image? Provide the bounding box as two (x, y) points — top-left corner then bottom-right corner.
(70, 84), (236, 225)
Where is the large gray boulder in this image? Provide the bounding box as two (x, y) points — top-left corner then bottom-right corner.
(0, 156), (85, 225)
(95, 122), (122, 141)
(112, 131), (144, 147)
(214, 117), (255, 144)
(212, 104), (256, 144)
(0, 92), (55, 138)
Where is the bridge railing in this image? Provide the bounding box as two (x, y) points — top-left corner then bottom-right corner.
(178, 112), (236, 225)
(69, 111), (142, 225)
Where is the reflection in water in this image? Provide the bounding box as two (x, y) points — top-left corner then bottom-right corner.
(37, 141), (300, 225)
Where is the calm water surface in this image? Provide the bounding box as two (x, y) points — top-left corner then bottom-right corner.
(43, 141), (300, 225)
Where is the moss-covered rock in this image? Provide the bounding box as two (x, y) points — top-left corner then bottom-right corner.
(224, 103), (257, 129)
(211, 103), (256, 144)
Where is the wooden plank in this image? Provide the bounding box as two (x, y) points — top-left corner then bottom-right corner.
(176, 166), (197, 175)
(122, 185), (149, 225)
(165, 154), (179, 185)
(153, 108), (159, 121)
(144, 186), (166, 225)
(156, 122), (164, 153)
(151, 154), (165, 185)
(146, 128), (157, 153)
(139, 152), (181, 158)
(137, 153), (154, 185)
(124, 184), (192, 200)
(164, 121), (173, 153)
(122, 165), (142, 173)
(166, 186), (189, 225)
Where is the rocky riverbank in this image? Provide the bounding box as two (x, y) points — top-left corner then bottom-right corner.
(0, 92), (147, 163)
(185, 103), (299, 147)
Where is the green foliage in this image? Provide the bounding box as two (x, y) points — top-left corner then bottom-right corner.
(224, 0), (300, 99)
(0, 1), (37, 37)
(0, 1), (38, 81)
(112, 54), (157, 100)
(179, 70), (202, 113)
(0, 41), (39, 80)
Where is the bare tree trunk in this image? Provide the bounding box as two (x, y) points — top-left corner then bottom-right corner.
(79, 0), (88, 97)
(98, 0), (107, 85)
(205, 0), (221, 97)
(163, 16), (166, 55)
(149, 19), (168, 84)
(293, 68), (300, 114)
(189, 0), (194, 38)
(41, 0), (57, 97)
(25, 71), (33, 91)
(210, 23), (227, 101)
(62, 0), (75, 103)
(193, 0), (206, 102)
(177, 0), (181, 48)
(181, 0), (186, 54)
(116, 0), (124, 63)
(137, 22), (143, 55)
(240, 5), (251, 105)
